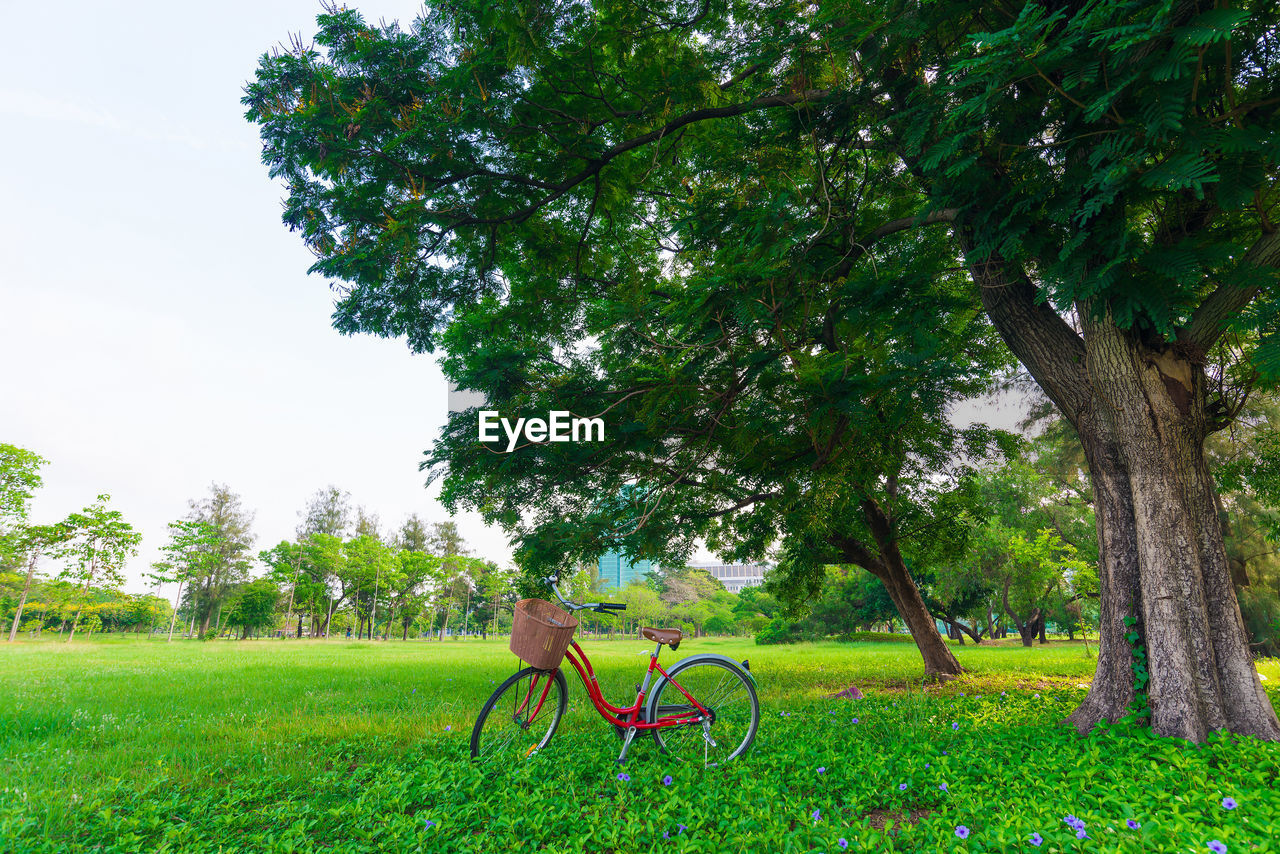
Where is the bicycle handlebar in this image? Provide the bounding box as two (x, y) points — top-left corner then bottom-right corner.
(542, 576), (627, 614)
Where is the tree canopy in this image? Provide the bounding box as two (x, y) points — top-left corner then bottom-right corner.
(247, 0), (1280, 738)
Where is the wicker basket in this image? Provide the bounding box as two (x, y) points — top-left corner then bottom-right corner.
(510, 598), (578, 670)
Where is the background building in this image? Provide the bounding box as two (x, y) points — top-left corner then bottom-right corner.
(688, 561), (770, 594)
(597, 550), (655, 590)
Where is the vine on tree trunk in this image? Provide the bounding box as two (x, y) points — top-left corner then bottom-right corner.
(1119, 615), (1150, 726)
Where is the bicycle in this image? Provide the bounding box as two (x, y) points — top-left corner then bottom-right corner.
(471, 576), (760, 767)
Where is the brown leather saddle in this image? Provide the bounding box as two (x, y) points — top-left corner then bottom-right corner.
(640, 627), (683, 650)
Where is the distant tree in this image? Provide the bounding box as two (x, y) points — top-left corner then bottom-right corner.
(6, 524), (71, 642)
(186, 485), (256, 636)
(395, 514), (430, 553)
(1, 444), (56, 641)
(427, 521), (467, 558)
(225, 579), (280, 639)
(353, 506), (382, 540)
(471, 561), (515, 638)
(150, 519), (222, 642)
(122, 594), (171, 635)
(0, 443), (46, 544)
(305, 533), (347, 636)
(297, 486), (351, 539)
(981, 529), (1092, 647)
(342, 534), (395, 639)
(656, 566), (724, 607)
(59, 495), (142, 642)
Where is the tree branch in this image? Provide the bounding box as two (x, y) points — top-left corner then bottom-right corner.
(456, 89), (836, 228)
(1179, 229), (1280, 352)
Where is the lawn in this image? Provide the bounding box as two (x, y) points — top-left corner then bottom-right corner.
(2, 635), (1278, 852)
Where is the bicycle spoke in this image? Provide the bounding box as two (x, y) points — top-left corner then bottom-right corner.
(472, 668), (567, 764)
(651, 660), (758, 766)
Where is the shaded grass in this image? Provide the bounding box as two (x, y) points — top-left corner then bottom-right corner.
(2, 636), (1278, 852)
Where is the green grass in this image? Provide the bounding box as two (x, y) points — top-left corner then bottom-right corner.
(2, 635), (1278, 852)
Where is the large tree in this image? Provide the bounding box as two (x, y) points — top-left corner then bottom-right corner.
(247, 0), (1280, 738)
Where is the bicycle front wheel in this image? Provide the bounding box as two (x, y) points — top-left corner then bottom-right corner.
(470, 666), (568, 762)
(647, 657), (759, 766)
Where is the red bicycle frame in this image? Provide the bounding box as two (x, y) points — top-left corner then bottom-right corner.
(516, 640), (710, 731)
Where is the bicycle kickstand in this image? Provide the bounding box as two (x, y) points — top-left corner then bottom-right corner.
(617, 726), (638, 764)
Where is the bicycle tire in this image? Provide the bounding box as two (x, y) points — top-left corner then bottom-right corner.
(646, 656), (759, 766)
(470, 666), (569, 762)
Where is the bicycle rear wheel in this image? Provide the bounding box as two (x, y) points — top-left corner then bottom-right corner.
(470, 666), (568, 762)
(647, 657), (759, 766)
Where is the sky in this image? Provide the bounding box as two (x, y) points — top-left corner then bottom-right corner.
(0, 0), (511, 592)
(0, 0), (1029, 597)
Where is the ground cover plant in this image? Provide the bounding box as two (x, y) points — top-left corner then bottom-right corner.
(3, 638), (1278, 852)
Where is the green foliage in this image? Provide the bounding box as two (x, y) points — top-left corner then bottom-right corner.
(754, 617), (804, 645)
(0, 443), (46, 532)
(225, 579), (281, 638)
(1123, 616), (1152, 725)
(1239, 586), (1280, 658)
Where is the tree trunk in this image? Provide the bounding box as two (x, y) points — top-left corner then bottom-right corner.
(1082, 316), (1280, 741)
(66, 567), (96, 643)
(849, 500), (963, 678)
(964, 242), (1278, 740)
(166, 579), (185, 642)
(1037, 615), (1048, 645)
(7, 551), (40, 642)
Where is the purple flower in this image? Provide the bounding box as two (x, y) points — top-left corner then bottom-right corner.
(1076, 829), (1089, 840)
(812, 808), (821, 823)
(1127, 819), (1141, 830)
(423, 819), (436, 829)
(1063, 815), (1083, 831)
(942, 751), (948, 755)
(924, 763), (930, 769)
(951, 721), (959, 731)
(838, 839), (848, 850)
(939, 783), (948, 792)
(898, 782), (908, 791)
(955, 825), (970, 839)
(677, 824), (687, 835)
(662, 832), (670, 840)
(1221, 797), (1238, 810)
(617, 772), (630, 782)
(1029, 832), (1043, 846)
(1208, 842), (1227, 854)
(959, 692), (965, 696)
(444, 725), (451, 731)
(817, 767), (826, 775)
(852, 718), (860, 724)
(663, 775), (673, 786)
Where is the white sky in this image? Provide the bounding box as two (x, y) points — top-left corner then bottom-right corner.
(0, 0), (513, 592)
